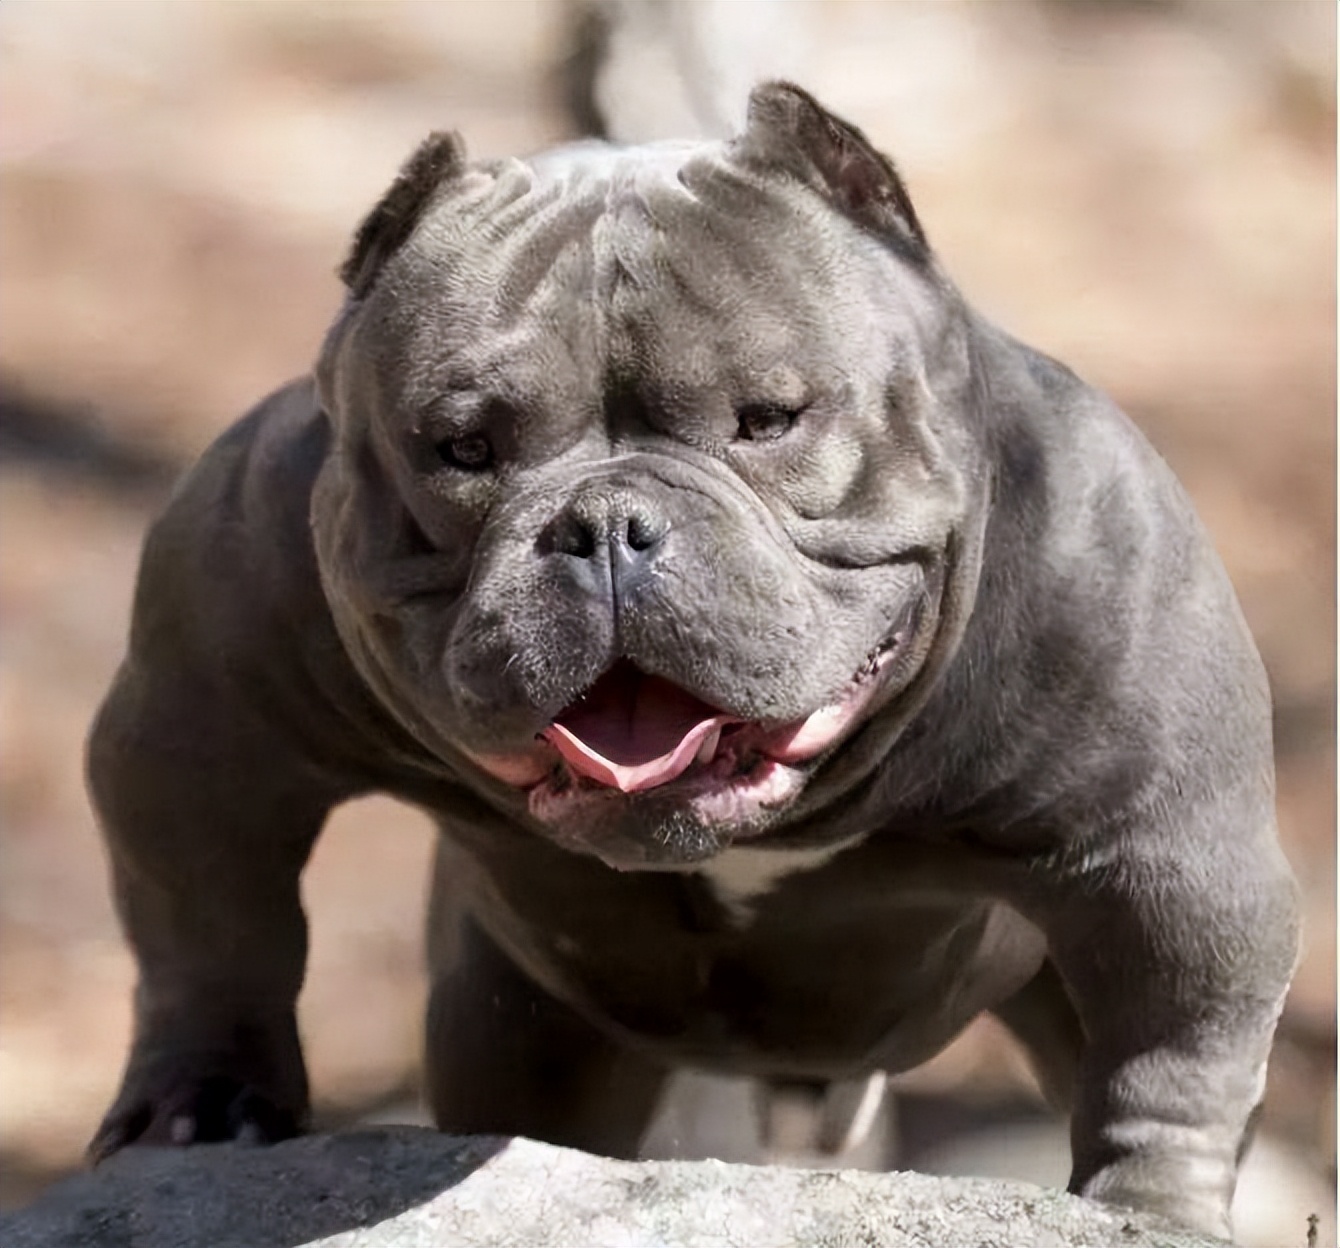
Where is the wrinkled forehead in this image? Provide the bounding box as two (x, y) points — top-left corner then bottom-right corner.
(358, 140), (939, 409)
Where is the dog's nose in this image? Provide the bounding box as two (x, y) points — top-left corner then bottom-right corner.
(545, 489), (670, 574)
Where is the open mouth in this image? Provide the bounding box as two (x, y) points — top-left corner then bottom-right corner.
(506, 608), (915, 817)
(539, 647), (898, 796)
(458, 585), (931, 839)
(542, 662), (744, 794)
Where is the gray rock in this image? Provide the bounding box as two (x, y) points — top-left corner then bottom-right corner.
(1, 1127), (1224, 1248)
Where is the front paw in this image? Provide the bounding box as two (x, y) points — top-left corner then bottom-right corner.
(89, 1070), (306, 1163)
(1079, 1160), (1234, 1241)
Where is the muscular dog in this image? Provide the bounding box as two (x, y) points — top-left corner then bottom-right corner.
(87, 83), (1299, 1238)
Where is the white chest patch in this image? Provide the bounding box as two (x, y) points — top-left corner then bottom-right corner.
(697, 842), (851, 927)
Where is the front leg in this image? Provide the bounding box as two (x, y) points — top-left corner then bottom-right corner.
(86, 662), (341, 1160)
(1022, 788), (1300, 1239)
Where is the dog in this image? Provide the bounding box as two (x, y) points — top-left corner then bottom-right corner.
(86, 82), (1299, 1238)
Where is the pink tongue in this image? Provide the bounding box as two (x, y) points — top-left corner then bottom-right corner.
(542, 664), (735, 794)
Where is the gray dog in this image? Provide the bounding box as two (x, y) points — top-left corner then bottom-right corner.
(87, 83), (1298, 1239)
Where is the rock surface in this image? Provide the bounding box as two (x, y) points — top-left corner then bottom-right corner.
(0, 1128), (1222, 1248)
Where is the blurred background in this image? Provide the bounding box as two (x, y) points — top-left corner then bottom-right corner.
(0, 1), (1332, 1243)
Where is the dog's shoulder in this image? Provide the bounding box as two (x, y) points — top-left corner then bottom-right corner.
(128, 377), (333, 676)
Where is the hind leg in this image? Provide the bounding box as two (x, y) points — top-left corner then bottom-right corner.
(990, 957), (1085, 1113)
(425, 914), (668, 1158)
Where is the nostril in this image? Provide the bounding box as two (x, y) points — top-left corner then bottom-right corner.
(625, 512), (664, 553)
(562, 525), (598, 559)
(545, 514), (598, 559)
(542, 494), (668, 562)
(624, 501), (670, 552)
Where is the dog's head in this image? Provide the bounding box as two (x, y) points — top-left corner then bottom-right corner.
(313, 83), (986, 869)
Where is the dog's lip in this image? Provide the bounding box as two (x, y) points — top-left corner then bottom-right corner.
(463, 623), (914, 796)
(531, 753), (808, 857)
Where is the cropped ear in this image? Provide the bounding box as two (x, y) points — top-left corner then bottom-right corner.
(340, 131), (467, 299)
(734, 81), (928, 260)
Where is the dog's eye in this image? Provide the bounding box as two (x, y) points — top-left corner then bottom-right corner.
(436, 434), (493, 472)
(735, 403), (801, 443)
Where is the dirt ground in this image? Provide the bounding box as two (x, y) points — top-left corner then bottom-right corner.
(1, 0), (1333, 1229)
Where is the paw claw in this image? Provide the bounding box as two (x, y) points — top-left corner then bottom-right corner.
(87, 1127), (125, 1167)
(168, 1114), (196, 1146)
(91, 1072), (304, 1159)
(234, 1121), (265, 1147)
(88, 1103), (152, 1165)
